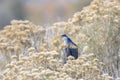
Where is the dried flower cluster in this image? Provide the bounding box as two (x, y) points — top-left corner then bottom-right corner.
(0, 20), (46, 70)
(1, 50), (110, 80)
(0, 0), (120, 80)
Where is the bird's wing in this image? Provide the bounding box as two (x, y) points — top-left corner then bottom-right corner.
(68, 37), (77, 47)
(72, 41), (78, 47)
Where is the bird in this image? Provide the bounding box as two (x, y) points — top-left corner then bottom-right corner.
(61, 34), (77, 48)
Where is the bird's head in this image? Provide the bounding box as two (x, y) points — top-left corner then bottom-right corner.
(61, 34), (67, 38)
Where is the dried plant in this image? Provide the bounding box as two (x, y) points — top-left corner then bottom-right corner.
(0, 0), (120, 80)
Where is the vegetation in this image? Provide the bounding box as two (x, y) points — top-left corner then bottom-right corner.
(0, 0), (120, 80)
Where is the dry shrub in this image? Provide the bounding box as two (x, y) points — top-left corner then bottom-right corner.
(0, 50), (108, 80)
(51, 0), (120, 78)
(0, 0), (120, 79)
(71, 0), (120, 78)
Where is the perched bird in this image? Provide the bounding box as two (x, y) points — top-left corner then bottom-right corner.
(61, 34), (77, 48)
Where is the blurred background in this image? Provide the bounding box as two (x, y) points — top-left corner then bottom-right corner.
(0, 0), (92, 29)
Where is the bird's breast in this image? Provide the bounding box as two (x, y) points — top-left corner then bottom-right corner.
(62, 37), (68, 45)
